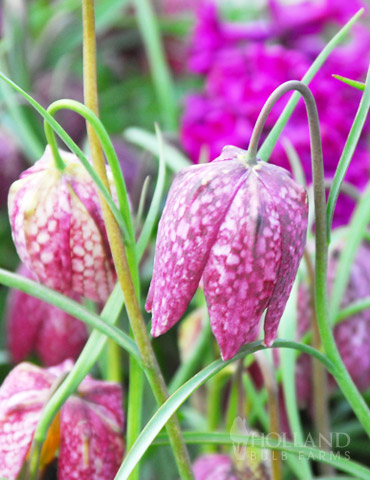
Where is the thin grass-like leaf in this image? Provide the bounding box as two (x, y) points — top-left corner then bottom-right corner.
(0, 268), (139, 361)
(124, 126), (190, 172)
(114, 340), (334, 479)
(136, 125), (166, 259)
(327, 63), (370, 239)
(258, 9), (364, 162)
(153, 432), (370, 480)
(278, 283), (312, 479)
(329, 185), (370, 323)
(333, 74), (365, 91)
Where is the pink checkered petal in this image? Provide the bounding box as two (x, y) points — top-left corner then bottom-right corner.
(203, 170), (281, 360)
(0, 362), (68, 479)
(8, 147), (117, 302)
(7, 264), (88, 366)
(147, 159), (246, 337)
(58, 389), (124, 480)
(193, 454), (238, 480)
(257, 163), (308, 346)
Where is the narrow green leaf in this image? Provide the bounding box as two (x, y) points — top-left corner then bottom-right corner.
(327, 63), (370, 238)
(335, 297), (370, 324)
(329, 184), (370, 323)
(258, 9), (364, 162)
(153, 432), (370, 480)
(134, 0), (177, 130)
(124, 127), (190, 173)
(333, 74), (365, 91)
(0, 268), (139, 361)
(279, 283), (312, 479)
(136, 125), (166, 259)
(114, 340), (334, 479)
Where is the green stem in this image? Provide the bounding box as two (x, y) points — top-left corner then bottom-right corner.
(336, 297), (370, 323)
(115, 340), (335, 479)
(249, 80), (370, 438)
(81, 3), (193, 479)
(134, 0), (177, 130)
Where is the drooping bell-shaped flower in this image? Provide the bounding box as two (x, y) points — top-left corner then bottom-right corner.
(146, 145), (308, 360)
(7, 264), (88, 366)
(0, 360), (125, 480)
(8, 146), (116, 302)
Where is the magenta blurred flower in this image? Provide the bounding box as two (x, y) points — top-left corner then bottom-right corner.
(297, 242), (370, 406)
(193, 454), (238, 480)
(7, 263), (88, 366)
(0, 361), (125, 479)
(8, 146), (116, 302)
(181, 1), (370, 226)
(146, 145), (308, 360)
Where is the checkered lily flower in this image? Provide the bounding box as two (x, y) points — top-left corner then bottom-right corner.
(0, 361), (124, 479)
(8, 146), (116, 302)
(146, 145), (308, 360)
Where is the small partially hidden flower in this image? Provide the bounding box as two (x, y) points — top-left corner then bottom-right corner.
(8, 146), (116, 302)
(297, 241), (370, 406)
(7, 263), (88, 366)
(0, 360), (125, 480)
(146, 145), (308, 360)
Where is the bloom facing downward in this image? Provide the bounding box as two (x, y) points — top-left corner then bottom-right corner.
(146, 146), (308, 360)
(8, 146), (116, 302)
(0, 361), (125, 479)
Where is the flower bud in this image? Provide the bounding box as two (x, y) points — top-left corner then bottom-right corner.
(7, 264), (88, 366)
(146, 145), (308, 360)
(8, 146), (117, 302)
(0, 361), (124, 479)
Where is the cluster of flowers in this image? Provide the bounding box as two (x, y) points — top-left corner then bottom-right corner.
(181, 0), (370, 226)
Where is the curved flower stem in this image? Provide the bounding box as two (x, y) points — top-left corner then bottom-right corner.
(248, 80), (370, 437)
(81, 2), (193, 480)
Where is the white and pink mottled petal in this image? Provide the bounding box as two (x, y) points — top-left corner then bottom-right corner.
(257, 162), (308, 346)
(0, 363), (58, 479)
(147, 159), (246, 337)
(203, 170), (281, 360)
(59, 396), (124, 480)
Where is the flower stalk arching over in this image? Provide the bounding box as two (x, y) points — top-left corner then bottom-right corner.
(146, 145), (308, 360)
(8, 146), (117, 302)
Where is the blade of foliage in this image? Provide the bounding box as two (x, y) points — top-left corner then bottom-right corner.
(114, 340), (334, 479)
(329, 184), (370, 323)
(333, 74), (365, 91)
(326, 63), (370, 237)
(124, 127), (190, 172)
(134, 0), (177, 130)
(136, 125), (166, 259)
(153, 432), (370, 480)
(336, 297), (370, 323)
(279, 283), (312, 479)
(258, 9), (364, 162)
(0, 268), (139, 360)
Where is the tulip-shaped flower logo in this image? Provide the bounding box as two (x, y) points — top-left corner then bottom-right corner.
(146, 146), (308, 360)
(8, 146), (116, 302)
(0, 361), (125, 479)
